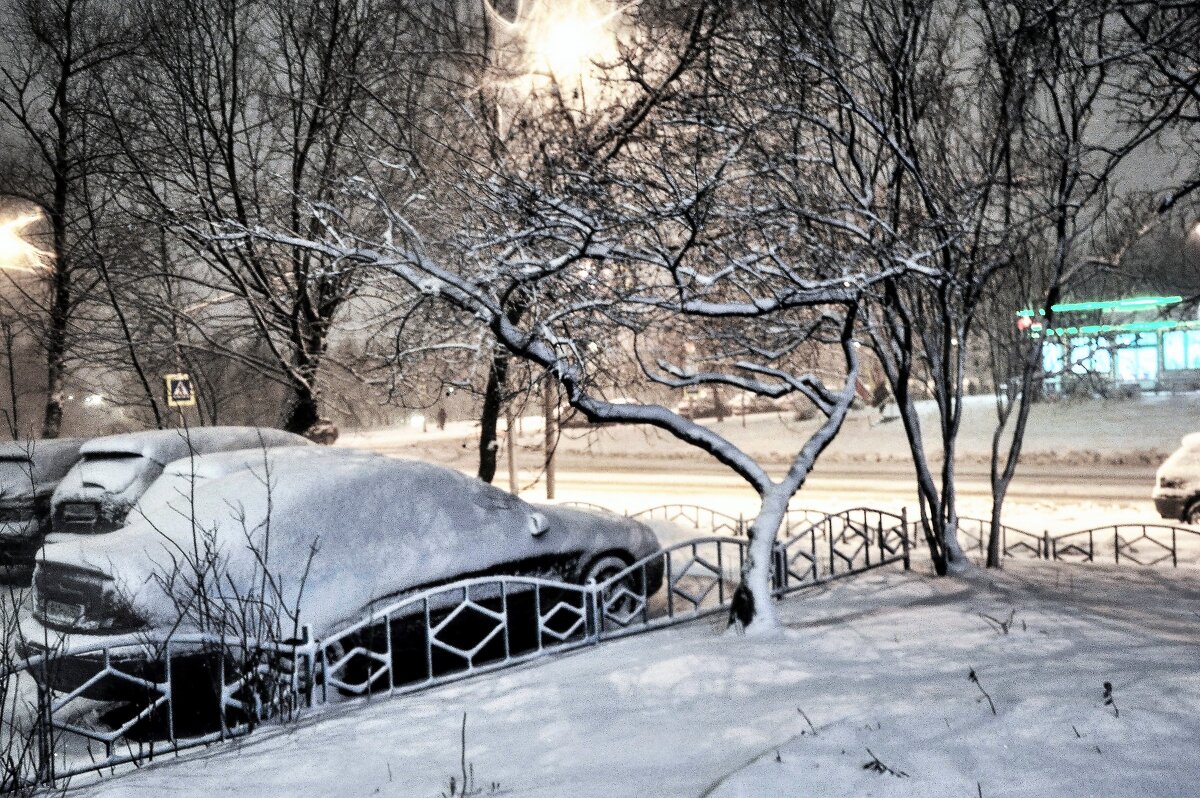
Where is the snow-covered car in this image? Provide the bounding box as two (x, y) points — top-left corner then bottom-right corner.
(23, 452), (662, 705)
(1153, 432), (1200, 525)
(0, 438), (86, 580)
(48, 427), (311, 537)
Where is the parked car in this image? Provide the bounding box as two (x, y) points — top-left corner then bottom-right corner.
(48, 427), (311, 537)
(0, 438), (86, 580)
(1153, 432), (1200, 525)
(22, 452), (662, 710)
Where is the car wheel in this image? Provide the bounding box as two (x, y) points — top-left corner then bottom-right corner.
(582, 554), (640, 621)
(1186, 500), (1200, 526)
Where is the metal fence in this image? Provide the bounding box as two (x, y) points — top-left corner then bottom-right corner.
(956, 517), (1200, 566)
(15, 505), (1192, 790)
(0, 504), (913, 791)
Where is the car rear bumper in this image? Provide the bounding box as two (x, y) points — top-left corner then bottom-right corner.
(1153, 493), (1187, 521)
(0, 519), (42, 577)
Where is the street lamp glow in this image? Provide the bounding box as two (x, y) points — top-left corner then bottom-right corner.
(492, 0), (622, 96)
(525, 2), (613, 82)
(0, 213), (49, 273)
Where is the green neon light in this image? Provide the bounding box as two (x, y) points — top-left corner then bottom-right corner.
(1016, 295), (1182, 317)
(1041, 318), (1200, 337)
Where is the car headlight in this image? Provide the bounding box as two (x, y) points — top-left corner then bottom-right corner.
(32, 565), (144, 633)
(1159, 477), (1186, 490)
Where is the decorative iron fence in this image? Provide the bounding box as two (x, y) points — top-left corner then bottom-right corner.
(0, 504), (911, 791)
(628, 504), (746, 537)
(956, 518), (1200, 566)
(14, 505), (1190, 790)
(773, 508), (910, 593)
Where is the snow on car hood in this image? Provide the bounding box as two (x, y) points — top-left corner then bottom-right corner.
(38, 454), (659, 638)
(0, 439), (86, 502)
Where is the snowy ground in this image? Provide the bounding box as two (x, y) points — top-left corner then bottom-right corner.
(340, 392), (1200, 469)
(63, 559), (1200, 798)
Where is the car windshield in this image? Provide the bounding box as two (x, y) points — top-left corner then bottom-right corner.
(76, 453), (147, 493)
(0, 457), (34, 501)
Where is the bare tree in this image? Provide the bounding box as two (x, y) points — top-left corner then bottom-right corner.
(226, 0), (915, 631)
(95, 0), (432, 435)
(0, 0), (134, 437)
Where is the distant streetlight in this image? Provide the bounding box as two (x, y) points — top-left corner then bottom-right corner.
(0, 213), (49, 273)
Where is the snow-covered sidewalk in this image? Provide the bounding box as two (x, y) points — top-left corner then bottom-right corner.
(66, 561), (1200, 797)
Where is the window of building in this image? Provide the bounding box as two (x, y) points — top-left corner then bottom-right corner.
(1162, 329), (1200, 370)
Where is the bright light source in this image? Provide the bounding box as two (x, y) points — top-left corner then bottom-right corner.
(491, 0), (623, 100)
(0, 214), (50, 273)
(524, 1), (613, 82)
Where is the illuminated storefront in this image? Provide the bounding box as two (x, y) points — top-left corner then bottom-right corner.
(1019, 296), (1200, 393)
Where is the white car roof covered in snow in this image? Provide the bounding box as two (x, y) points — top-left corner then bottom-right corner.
(78, 427), (311, 465)
(131, 446), (382, 519)
(0, 438), (87, 499)
(42, 453), (657, 636)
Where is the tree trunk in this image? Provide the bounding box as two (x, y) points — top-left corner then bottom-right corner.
(282, 380), (320, 434)
(41, 266), (69, 439)
(543, 381), (556, 500)
(477, 348), (510, 483)
(506, 404), (518, 494)
(729, 494), (786, 632)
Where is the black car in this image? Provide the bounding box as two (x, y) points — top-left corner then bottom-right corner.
(0, 438), (86, 581)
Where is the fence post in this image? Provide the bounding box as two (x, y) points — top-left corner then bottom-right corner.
(165, 641), (175, 747)
(771, 544), (785, 594)
(738, 513), (745, 537)
(901, 507), (910, 571)
(588, 585), (602, 644)
(302, 625), (315, 708)
(1044, 530), (1053, 560)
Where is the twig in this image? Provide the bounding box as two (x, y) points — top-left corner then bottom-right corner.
(862, 748), (908, 778)
(1103, 682), (1119, 718)
(797, 707), (818, 736)
(968, 668), (997, 715)
(979, 609), (1017, 635)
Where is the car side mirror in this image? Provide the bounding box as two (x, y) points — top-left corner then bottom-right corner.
(528, 512), (549, 537)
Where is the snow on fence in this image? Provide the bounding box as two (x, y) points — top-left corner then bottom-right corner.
(0, 504), (911, 791)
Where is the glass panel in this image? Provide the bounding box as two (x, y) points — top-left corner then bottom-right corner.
(1188, 331), (1200, 369)
(1164, 331), (1186, 370)
(1136, 347), (1158, 381)
(1115, 348), (1139, 382)
(1091, 345), (1112, 376)
(1042, 342), (1063, 374)
(1069, 337), (1091, 374)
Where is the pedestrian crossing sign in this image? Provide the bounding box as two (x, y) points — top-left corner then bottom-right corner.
(164, 373), (196, 408)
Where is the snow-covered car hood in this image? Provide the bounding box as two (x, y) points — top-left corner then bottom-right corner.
(0, 439), (86, 503)
(37, 454), (660, 637)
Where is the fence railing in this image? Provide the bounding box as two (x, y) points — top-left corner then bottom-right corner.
(11, 504), (1193, 791)
(955, 518), (1200, 566)
(0, 504), (910, 791)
